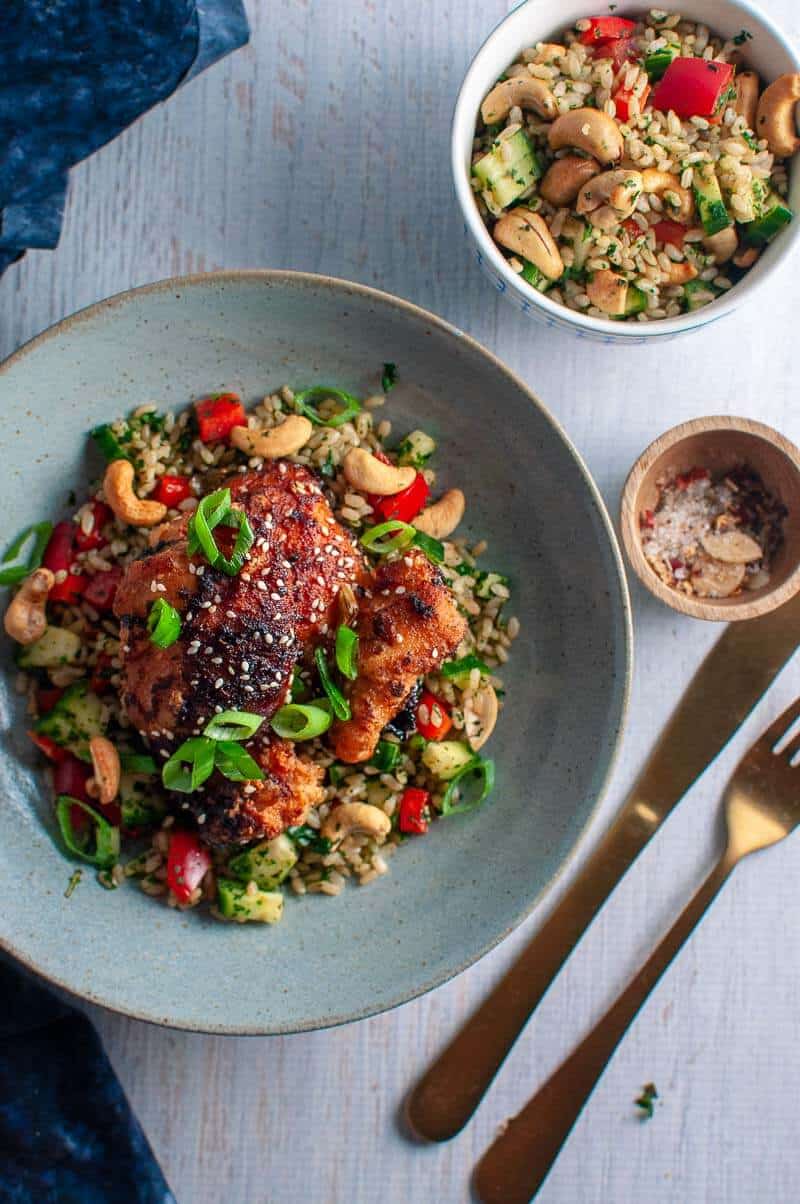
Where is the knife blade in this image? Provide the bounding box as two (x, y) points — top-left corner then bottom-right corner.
(406, 591), (800, 1143)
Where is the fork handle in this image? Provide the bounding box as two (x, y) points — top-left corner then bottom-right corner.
(473, 854), (734, 1204)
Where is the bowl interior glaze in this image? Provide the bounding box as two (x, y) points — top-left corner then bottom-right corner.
(0, 272), (630, 1032)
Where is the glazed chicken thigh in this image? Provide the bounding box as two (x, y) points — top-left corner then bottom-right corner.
(115, 460), (466, 845)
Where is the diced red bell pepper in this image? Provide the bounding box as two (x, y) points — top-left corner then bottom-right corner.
(398, 787), (431, 835)
(653, 219), (687, 249)
(578, 15), (636, 44)
(416, 689), (453, 742)
(167, 831), (212, 903)
(153, 474), (193, 507)
(609, 35), (638, 71)
(54, 754), (93, 804)
(195, 393), (246, 444)
(83, 565), (123, 613)
(623, 217), (643, 240)
(36, 687), (64, 714)
(74, 501), (113, 552)
(43, 522), (87, 604)
(675, 466), (710, 490)
(613, 80), (650, 122)
(652, 57), (734, 120)
(28, 731), (69, 763)
(640, 509), (655, 531)
(371, 472), (431, 524)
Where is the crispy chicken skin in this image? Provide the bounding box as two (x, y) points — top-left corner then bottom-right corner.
(330, 549), (468, 763)
(114, 462), (366, 844)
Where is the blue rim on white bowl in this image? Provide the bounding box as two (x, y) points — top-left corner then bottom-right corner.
(451, 0), (800, 343)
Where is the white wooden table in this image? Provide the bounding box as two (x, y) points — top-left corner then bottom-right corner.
(3, 2), (800, 1199)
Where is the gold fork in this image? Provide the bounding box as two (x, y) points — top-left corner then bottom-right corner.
(473, 696), (800, 1204)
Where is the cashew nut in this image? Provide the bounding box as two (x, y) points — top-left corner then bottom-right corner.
(321, 802), (391, 843)
(230, 414), (312, 459)
(640, 168), (694, 223)
(3, 568), (54, 646)
(586, 269), (629, 316)
(103, 460), (167, 528)
(576, 168), (643, 230)
(661, 259), (698, 284)
(481, 76), (557, 124)
(342, 448), (416, 496)
(466, 683), (498, 752)
(493, 208), (564, 280)
(539, 154), (600, 206)
(413, 489), (466, 539)
(531, 42), (565, 64)
(734, 70), (759, 131)
(703, 226), (738, 264)
(733, 245), (760, 268)
(756, 73), (800, 158)
(87, 736), (121, 806)
(548, 108), (623, 164)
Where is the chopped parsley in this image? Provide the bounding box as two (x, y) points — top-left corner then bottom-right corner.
(732, 28), (753, 45)
(381, 362), (398, 393)
(635, 1082), (659, 1120)
(287, 824), (332, 854)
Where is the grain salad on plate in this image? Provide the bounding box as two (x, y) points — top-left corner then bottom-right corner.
(471, 9), (798, 320)
(2, 376), (517, 924)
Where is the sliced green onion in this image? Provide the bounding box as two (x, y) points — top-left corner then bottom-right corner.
(440, 757), (495, 817)
(147, 597), (182, 648)
(381, 362), (398, 393)
(0, 521), (53, 586)
(412, 530), (445, 564)
(91, 423), (130, 463)
(120, 753), (158, 774)
(335, 624), (359, 680)
(271, 701), (332, 741)
(162, 737), (216, 793)
(56, 795), (120, 869)
(442, 653), (489, 681)
(315, 646), (351, 721)
(370, 739), (400, 773)
(187, 487), (254, 576)
(214, 509), (254, 576)
(214, 741), (265, 782)
(290, 671), (311, 702)
(360, 520), (416, 556)
(204, 710), (264, 741)
(292, 386), (362, 428)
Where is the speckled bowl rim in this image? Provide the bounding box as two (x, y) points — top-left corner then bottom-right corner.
(0, 270), (633, 1033)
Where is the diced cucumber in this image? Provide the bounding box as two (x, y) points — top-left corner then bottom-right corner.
(17, 625), (81, 669)
(473, 128), (541, 209)
(396, 430), (436, 468)
(742, 193), (793, 245)
(217, 879), (284, 924)
(520, 259), (553, 293)
(644, 46), (677, 81)
(119, 773), (166, 828)
(228, 833), (298, 890)
(693, 164), (732, 236)
(474, 571), (510, 600)
(34, 681), (105, 761)
(625, 283), (648, 315)
(422, 740), (476, 782)
(683, 279), (721, 311)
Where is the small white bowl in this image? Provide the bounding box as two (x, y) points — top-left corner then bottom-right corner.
(452, 0), (800, 343)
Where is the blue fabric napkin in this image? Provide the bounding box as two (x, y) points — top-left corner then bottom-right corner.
(0, 957), (176, 1203)
(0, 0), (249, 277)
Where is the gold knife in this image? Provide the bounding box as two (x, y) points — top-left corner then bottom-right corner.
(406, 591), (800, 1143)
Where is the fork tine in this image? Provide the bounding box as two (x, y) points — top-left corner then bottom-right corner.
(755, 696), (800, 754)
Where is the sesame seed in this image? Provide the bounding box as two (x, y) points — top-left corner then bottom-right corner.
(214, 677), (224, 689)
(256, 581), (267, 591)
(226, 610), (236, 618)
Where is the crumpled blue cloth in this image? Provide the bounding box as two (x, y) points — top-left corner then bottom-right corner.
(0, 0), (249, 276)
(0, 957), (176, 1204)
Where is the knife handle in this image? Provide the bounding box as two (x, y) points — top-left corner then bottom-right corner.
(406, 800), (659, 1143)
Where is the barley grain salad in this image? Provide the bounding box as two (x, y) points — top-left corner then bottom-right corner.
(1, 377), (517, 925)
(471, 9), (798, 321)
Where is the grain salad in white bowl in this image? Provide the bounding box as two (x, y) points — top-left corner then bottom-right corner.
(452, 0), (800, 341)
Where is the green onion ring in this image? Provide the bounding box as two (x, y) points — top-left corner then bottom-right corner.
(56, 795), (121, 869)
(0, 521), (54, 587)
(186, 487), (254, 576)
(369, 739), (401, 773)
(162, 737), (217, 793)
(411, 529), (445, 564)
(271, 701), (333, 741)
(440, 757), (495, 817)
(360, 520), (416, 556)
(213, 741), (265, 782)
(335, 624), (359, 681)
(204, 710), (264, 742)
(292, 386), (362, 428)
(214, 509), (254, 576)
(147, 597), (182, 648)
(315, 646), (351, 721)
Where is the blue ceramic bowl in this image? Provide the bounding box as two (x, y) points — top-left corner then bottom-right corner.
(0, 272), (631, 1032)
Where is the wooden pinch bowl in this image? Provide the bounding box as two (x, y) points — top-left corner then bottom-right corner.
(620, 417), (800, 622)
